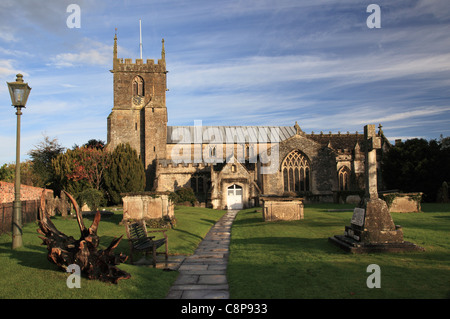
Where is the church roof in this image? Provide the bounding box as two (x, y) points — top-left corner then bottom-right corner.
(167, 126), (296, 144)
(167, 125), (384, 152)
(307, 133), (365, 150)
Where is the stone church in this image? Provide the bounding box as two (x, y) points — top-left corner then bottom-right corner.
(107, 35), (391, 210)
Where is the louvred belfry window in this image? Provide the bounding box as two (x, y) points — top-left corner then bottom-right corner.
(282, 150), (310, 192)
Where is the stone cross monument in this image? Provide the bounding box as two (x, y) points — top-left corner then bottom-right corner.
(328, 124), (424, 253)
(364, 124), (381, 200)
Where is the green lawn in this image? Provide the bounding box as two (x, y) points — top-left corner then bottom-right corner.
(0, 205), (226, 299)
(1, 203), (449, 299)
(228, 203), (450, 299)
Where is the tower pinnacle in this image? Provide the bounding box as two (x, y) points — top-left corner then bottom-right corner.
(113, 29), (118, 67)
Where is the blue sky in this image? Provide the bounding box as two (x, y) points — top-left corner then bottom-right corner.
(1, 0), (450, 164)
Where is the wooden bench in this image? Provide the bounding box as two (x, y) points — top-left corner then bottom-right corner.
(125, 220), (168, 267)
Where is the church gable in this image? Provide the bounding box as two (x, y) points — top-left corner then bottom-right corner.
(279, 133), (322, 168)
(219, 157), (252, 178)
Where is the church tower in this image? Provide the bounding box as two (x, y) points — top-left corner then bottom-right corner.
(107, 32), (168, 189)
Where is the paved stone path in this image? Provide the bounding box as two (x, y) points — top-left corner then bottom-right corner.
(165, 210), (238, 299)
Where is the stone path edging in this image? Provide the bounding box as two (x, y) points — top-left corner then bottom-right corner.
(165, 210), (238, 299)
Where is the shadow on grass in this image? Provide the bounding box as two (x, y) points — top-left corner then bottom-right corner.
(231, 236), (343, 255)
(227, 256), (450, 299)
(421, 203), (450, 213)
(0, 242), (59, 272)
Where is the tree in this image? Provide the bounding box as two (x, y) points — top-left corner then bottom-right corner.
(382, 137), (450, 202)
(84, 139), (106, 150)
(66, 146), (110, 191)
(439, 135), (450, 150)
(169, 187), (197, 206)
(0, 161), (41, 186)
(28, 135), (65, 188)
(103, 143), (145, 205)
(51, 146), (110, 207)
(0, 163), (15, 183)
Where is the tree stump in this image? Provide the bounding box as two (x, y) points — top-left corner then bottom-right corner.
(37, 190), (131, 284)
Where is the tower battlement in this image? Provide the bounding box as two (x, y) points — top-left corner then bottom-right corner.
(112, 32), (166, 73)
(113, 58), (166, 73)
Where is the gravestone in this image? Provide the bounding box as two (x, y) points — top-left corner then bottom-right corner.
(329, 124), (424, 253)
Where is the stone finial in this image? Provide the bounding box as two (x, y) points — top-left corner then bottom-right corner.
(294, 121), (301, 135)
(378, 123), (383, 136)
(161, 38), (165, 61)
(113, 29), (118, 68)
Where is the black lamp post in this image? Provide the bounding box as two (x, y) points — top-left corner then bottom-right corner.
(6, 74), (31, 249)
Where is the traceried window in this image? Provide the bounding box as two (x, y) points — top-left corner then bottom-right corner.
(132, 76), (144, 97)
(282, 150), (310, 192)
(338, 166), (350, 191)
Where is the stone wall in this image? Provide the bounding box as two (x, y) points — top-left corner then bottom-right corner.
(155, 161), (205, 192)
(122, 193), (174, 222)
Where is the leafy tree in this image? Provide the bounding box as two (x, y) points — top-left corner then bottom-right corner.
(0, 163), (15, 183)
(439, 135), (450, 150)
(84, 139), (106, 150)
(382, 137), (450, 202)
(28, 135), (65, 188)
(103, 143), (145, 205)
(66, 146), (110, 191)
(78, 188), (106, 211)
(0, 161), (40, 186)
(169, 187), (197, 206)
(51, 146), (110, 207)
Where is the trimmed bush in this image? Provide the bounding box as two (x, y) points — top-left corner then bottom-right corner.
(104, 143), (145, 205)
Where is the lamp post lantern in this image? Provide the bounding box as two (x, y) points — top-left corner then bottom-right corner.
(6, 74), (31, 249)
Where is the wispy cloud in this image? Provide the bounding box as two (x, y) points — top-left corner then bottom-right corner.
(1, 0), (450, 164)
(48, 38), (111, 67)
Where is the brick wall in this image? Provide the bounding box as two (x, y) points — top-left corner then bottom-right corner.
(0, 181), (54, 235)
(0, 181), (53, 204)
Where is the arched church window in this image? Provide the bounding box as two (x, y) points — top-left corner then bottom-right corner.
(132, 76), (144, 97)
(338, 166), (350, 191)
(282, 150), (310, 192)
(191, 173), (208, 194)
(210, 146), (216, 157)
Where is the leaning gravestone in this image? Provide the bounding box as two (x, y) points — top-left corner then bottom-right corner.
(329, 124), (424, 253)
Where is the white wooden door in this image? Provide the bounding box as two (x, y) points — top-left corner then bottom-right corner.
(227, 184), (243, 210)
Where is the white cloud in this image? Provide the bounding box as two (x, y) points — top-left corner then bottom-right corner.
(169, 50), (450, 96)
(48, 38), (112, 68)
(0, 59), (19, 78)
(0, 26), (17, 43)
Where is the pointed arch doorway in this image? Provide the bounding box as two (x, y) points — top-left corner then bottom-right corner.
(227, 184), (243, 210)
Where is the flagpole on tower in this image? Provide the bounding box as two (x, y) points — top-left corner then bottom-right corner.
(139, 19), (143, 59)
